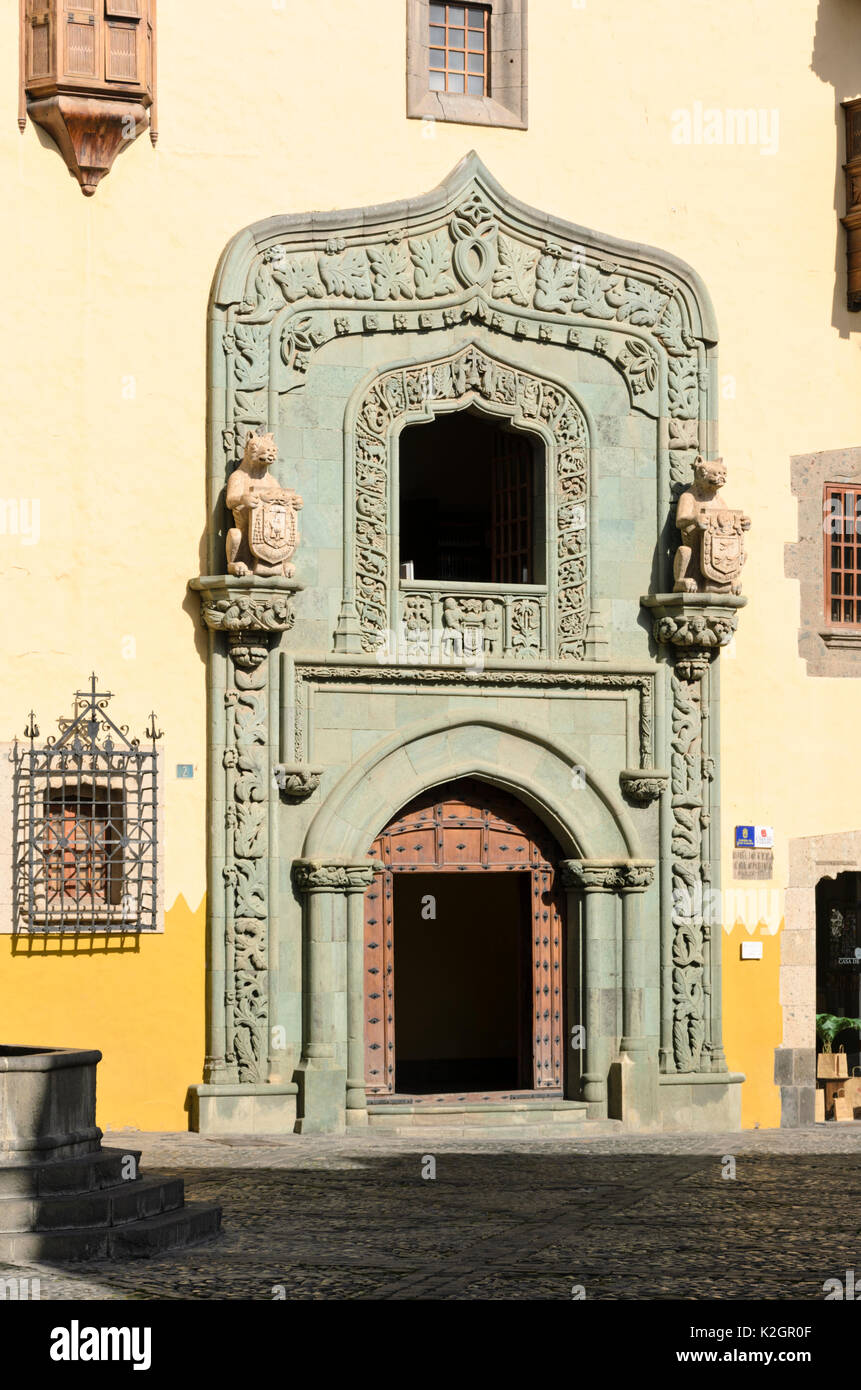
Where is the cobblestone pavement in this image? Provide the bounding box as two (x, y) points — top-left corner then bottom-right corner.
(3, 1125), (861, 1300)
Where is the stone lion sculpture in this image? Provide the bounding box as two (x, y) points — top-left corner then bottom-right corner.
(226, 433), (303, 579)
(673, 456), (750, 595)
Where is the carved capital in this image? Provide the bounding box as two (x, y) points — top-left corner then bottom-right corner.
(559, 859), (656, 892)
(619, 769), (669, 805)
(292, 858), (384, 893)
(273, 765), (323, 800)
(190, 576), (303, 635)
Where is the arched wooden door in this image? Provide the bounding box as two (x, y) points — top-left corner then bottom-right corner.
(364, 778), (565, 1097)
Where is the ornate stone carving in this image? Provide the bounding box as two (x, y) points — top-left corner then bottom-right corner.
(273, 765), (323, 800)
(559, 860), (656, 891)
(642, 593), (747, 683)
(669, 671), (707, 1074)
(222, 644), (271, 1083)
(619, 769), (669, 805)
(672, 457), (750, 595)
(292, 859), (382, 893)
(192, 577), (302, 634)
(352, 343), (588, 660)
(226, 433), (303, 579)
(213, 160), (712, 482)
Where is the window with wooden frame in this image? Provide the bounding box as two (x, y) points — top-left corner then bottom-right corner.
(407, 0), (527, 130)
(428, 4), (490, 97)
(824, 483), (861, 625)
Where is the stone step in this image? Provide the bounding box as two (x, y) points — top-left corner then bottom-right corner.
(0, 1176), (185, 1234)
(0, 1147), (142, 1198)
(367, 1101), (591, 1130)
(368, 1120), (623, 1140)
(0, 1201), (222, 1263)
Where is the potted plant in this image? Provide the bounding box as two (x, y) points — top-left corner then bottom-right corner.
(816, 1013), (861, 1078)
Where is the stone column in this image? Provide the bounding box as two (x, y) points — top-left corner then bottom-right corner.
(562, 859), (656, 1127)
(345, 867), (378, 1126)
(292, 859), (381, 1134)
(614, 863), (657, 1127)
(559, 861), (619, 1116)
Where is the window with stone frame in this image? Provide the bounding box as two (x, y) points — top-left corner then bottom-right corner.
(824, 483), (861, 626)
(407, 0), (527, 130)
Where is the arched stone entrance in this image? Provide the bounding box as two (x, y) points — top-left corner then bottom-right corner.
(190, 155), (745, 1138)
(364, 778), (566, 1099)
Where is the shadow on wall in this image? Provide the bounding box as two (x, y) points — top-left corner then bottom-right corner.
(811, 0), (861, 337)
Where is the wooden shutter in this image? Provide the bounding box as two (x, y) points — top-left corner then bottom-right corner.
(104, 1), (142, 83)
(64, 1), (99, 77)
(26, 3), (52, 79)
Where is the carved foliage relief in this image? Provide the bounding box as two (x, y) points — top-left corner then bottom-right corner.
(217, 180), (705, 492)
(670, 671), (712, 1073)
(353, 344), (589, 659)
(223, 651), (271, 1083)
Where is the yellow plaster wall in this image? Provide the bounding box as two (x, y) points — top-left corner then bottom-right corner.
(2, 1), (860, 1126)
(722, 919), (784, 1130)
(0, 895), (205, 1132)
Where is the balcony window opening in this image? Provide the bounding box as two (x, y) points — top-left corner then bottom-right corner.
(399, 410), (545, 585)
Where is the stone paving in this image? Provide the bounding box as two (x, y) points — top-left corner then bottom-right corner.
(3, 1125), (861, 1300)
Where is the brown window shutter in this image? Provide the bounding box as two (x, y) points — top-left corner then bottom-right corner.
(63, 2), (100, 77)
(26, 4), (52, 79)
(104, 0), (143, 84)
(105, 20), (139, 80)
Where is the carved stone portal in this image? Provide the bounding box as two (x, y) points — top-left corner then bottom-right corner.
(672, 457), (750, 596)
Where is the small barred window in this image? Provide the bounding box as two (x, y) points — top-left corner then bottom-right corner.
(428, 4), (490, 96)
(13, 676), (161, 933)
(824, 484), (861, 625)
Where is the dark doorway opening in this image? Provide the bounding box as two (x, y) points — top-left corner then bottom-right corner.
(392, 872), (532, 1093)
(815, 871), (861, 1069)
(398, 410), (544, 584)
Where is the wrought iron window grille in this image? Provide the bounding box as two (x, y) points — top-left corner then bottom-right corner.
(12, 675), (162, 934)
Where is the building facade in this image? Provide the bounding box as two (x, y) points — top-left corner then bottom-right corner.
(3, 0), (861, 1134)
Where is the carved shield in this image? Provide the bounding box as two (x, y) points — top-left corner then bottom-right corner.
(700, 509), (745, 584)
(249, 498), (298, 565)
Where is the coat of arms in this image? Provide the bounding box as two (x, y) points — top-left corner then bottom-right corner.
(249, 494), (300, 567)
(699, 508), (747, 589)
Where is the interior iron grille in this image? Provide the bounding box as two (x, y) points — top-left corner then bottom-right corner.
(12, 676), (161, 933)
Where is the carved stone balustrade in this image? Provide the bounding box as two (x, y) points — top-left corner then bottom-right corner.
(399, 581), (549, 663)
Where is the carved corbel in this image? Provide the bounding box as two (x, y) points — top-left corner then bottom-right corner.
(619, 769), (669, 806)
(190, 575), (303, 635)
(273, 766), (324, 801)
(641, 593), (747, 679)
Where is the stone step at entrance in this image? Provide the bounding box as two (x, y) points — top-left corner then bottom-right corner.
(366, 1099), (623, 1139)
